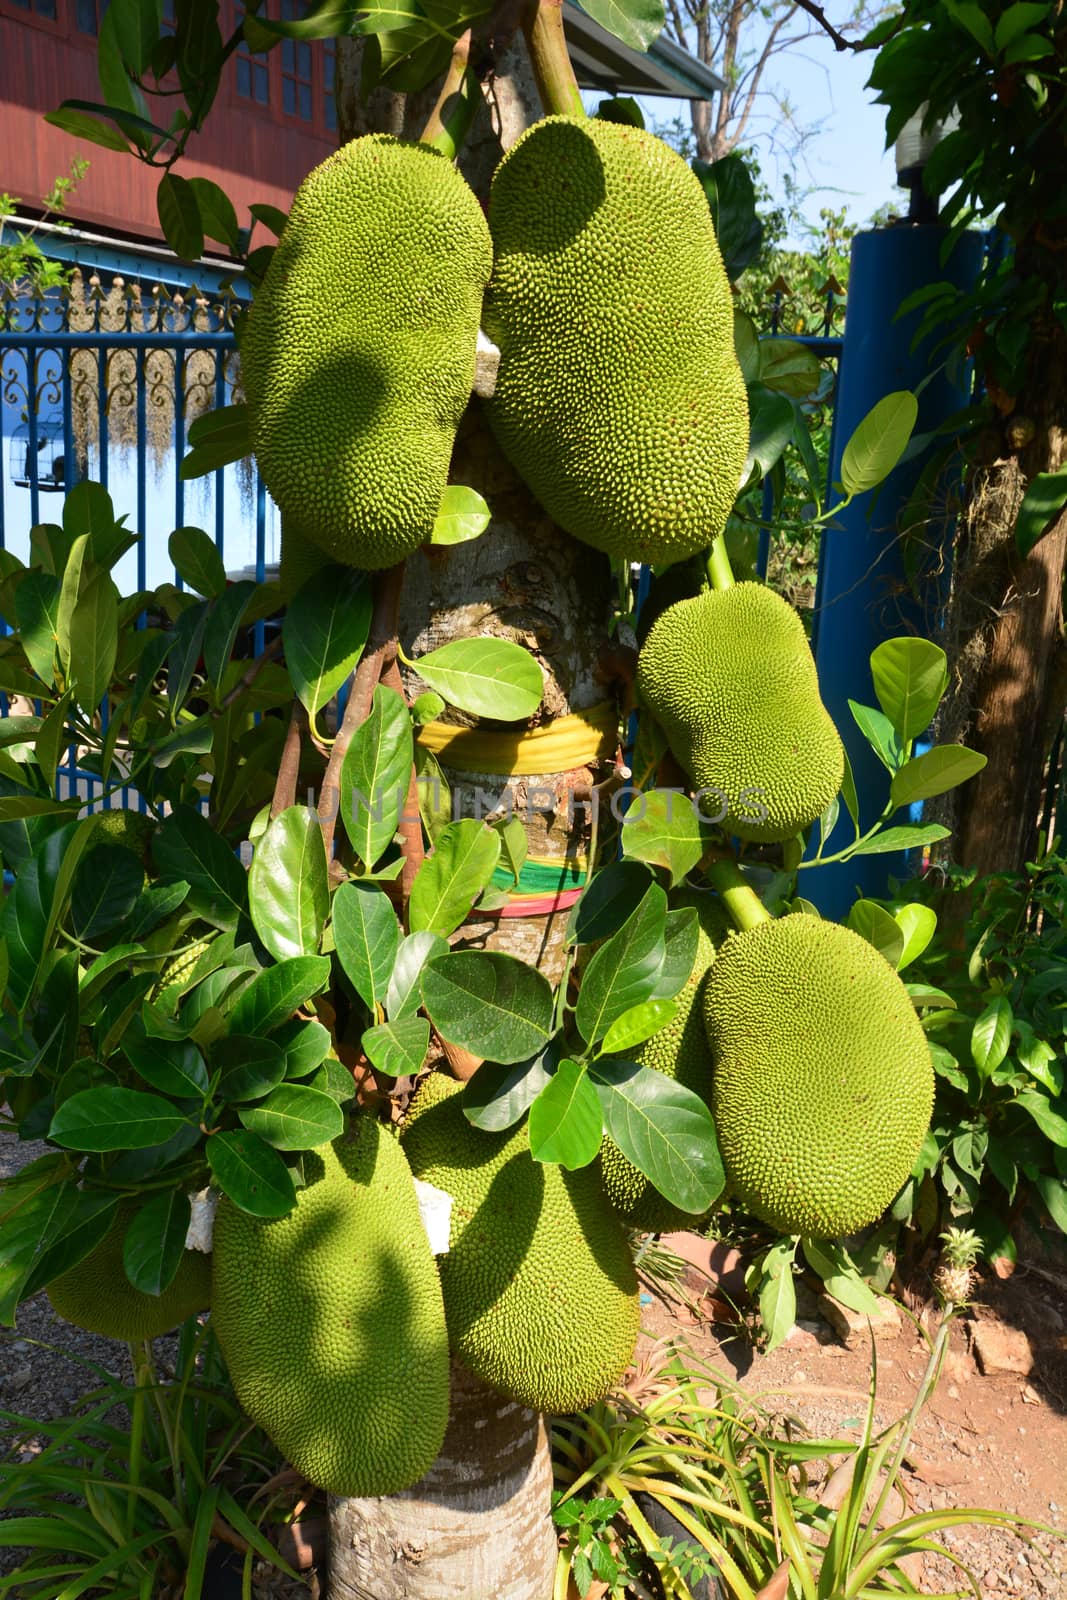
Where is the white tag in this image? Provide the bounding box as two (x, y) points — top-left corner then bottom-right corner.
(414, 1178), (453, 1256)
(185, 1188), (217, 1253)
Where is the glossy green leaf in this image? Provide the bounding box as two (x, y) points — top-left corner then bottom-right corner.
(576, 0), (664, 51)
(741, 383), (794, 481)
(5, 1185), (119, 1316)
(846, 899), (905, 968)
(528, 1059), (603, 1168)
(238, 1083), (344, 1149)
(277, 1018), (332, 1079)
(169, 526), (227, 598)
(409, 819), (501, 938)
(890, 744), (986, 808)
(70, 843), (143, 941)
(840, 390), (918, 497)
(206, 1129), (295, 1217)
(1015, 1090), (1067, 1147)
(430, 485), (491, 545)
(250, 202), (288, 236)
(851, 822), (950, 855)
(590, 1057), (725, 1213)
(893, 902), (938, 971)
(203, 580), (258, 688)
(566, 860), (652, 947)
(214, 1034), (288, 1102)
(332, 880), (399, 1010)
(339, 683), (412, 869)
(361, 1016), (430, 1078)
(152, 805), (248, 929)
(870, 637), (948, 742)
(600, 997), (679, 1055)
(802, 1238), (882, 1314)
(49, 1086), (190, 1151)
(758, 338), (823, 398)
(1035, 1171), (1067, 1231)
(188, 175), (241, 251)
(1014, 466), (1067, 557)
(227, 955), (331, 1036)
(412, 638), (542, 722)
(157, 172), (205, 261)
(44, 105), (130, 152)
(13, 572), (61, 684)
(620, 788), (714, 887)
(283, 565), (371, 721)
(649, 907), (700, 1000)
(123, 1027), (209, 1099)
(758, 1237), (799, 1353)
(971, 997), (1013, 1075)
(420, 950), (554, 1065)
(35, 692), (73, 796)
(848, 700), (904, 772)
(69, 570), (119, 711)
(248, 805), (328, 962)
(692, 150), (763, 281)
(385, 929), (447, 1019)
(122, 1190), (191, 1297)
(575, 882), (666, 1045)
(461, 1044), (556, 1132)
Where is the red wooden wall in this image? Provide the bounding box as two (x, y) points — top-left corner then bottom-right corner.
(0, 2), (336, 247)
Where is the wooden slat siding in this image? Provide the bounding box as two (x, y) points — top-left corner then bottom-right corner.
(0, 6), (334, 245)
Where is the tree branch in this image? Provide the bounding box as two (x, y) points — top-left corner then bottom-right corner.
(381, 656), (425, 911)
(721, 7), (794, 155)
(271, 699), (307, 819)
(789, 0), (862, 52)
(213, 633), (284, 714)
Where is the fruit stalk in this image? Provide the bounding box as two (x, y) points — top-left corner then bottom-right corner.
(521, 0), (585, 119)
(705, 856), (770, 932)
(706, 534), (735, 592)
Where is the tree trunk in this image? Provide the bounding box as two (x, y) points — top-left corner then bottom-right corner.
(327, 1361), (557, 1600)
(326, 35), (619, 1600)
(936, 316), (1067, 877)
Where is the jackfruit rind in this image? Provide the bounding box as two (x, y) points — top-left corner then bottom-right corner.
(211, 1119), (449, 1496)
(401, 1073), (639, 1414)
(704, 916), (934, 1239)
(600, 891), (727, 1233)
(483, 116), (749, 565)
(47, 1202), (210, 1340)
(636, 582), (844, 843)
(243, 135), (492, 571)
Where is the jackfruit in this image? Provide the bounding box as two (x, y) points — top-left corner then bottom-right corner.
(211, 1119), (449, 1497)
(600, 892), (727, 1233)
(401, 1073), (639, 1413)
(636, 582), (844, 843)
(278, 520), (332, 600)
(704, 915), (934, 1239)
(47, 1202), (210, 1340)
(94, 807), (155, 867)
(242, 135), (492, 570)
(482, 116), (748, 565)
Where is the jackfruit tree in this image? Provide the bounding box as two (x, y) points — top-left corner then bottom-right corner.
(0, 3), (999, 1599)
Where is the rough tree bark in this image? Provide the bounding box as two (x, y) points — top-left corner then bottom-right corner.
(326, 29), (619, 1600)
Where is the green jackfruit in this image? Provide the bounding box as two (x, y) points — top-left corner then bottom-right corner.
(401, 1073), (639, 1414)
(211, 1119), (449, 1497)
(278, 520), (332, 601)
(483, 116), (748, 565)
(48, 1202), (210, 1340)
(704, 915), (934, 1239)
(243, 135), (492, 570)
(600, 892), (727, 1233)
(636, 582), (844, 843)
(93, 807), (155, 867)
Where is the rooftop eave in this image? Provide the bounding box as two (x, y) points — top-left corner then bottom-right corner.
(563, 1), (724, 101)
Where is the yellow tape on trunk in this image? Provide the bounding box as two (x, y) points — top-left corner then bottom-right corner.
(415, 700), (618, 776)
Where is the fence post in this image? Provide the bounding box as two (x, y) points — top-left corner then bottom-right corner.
(809, 223), (983, 919)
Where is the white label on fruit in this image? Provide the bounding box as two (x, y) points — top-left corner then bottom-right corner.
(185, 1188), (217, 1253)
(414, 1178), (453, 1255)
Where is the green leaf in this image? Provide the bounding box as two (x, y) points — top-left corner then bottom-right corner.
(14, 571), (62, 684)
(206, 1128), (296, 1217)
(35, 692), (73, 796)
(283, 565), (371, 722)
(69, 570), (119, 712)
(801, 1238), (882, 1315)
(361, 1016), (430, 1078)
(187, 175), (240, 251)
(461, 1046), (555, 1132)
(566, 860), (652, 947)
(757, 1237), (798, 1353)
(649, 907), (700, 1000)
(1035, 1170), (1067, 1231)
(692, 151), (763, 281)
(385, 929), (447, 1019)
(152, 806), (247, 929)
(412, 637), (542, 721)
(1015, 466), (1067, 557)
(238, 1084), (344, 1149)
(574, 0), (664, 49)
(733, 308), (760, 384)
(971, 997), (1013, 1075)
(123, 1027), (209, 1099)
(71, 843), (143, 941)
(188, 402), (249, 449)
(995, 2), (1052, 52)
(49, 1086), (190, 1151)
(890, 744), (986, 808)
(228, 955), (331, 1036)
(431, 485), (491, 545)
(600, 998), (679, 1056)
(944, 0), (995, 52)
(44, 105), (130, 152)
(168, 526), (227, 599)
(122, 1190), (190, 1297)
(590, 1057), (724, 1213)
(620, 788), (714, 887)
(203, 580), (258, 689)
(846, 899), (905, 968)
(157, 172), (204, 261)
(214, 1034), (288, 1102)
(109, 0), (161, 75)
(1015, 1090), (1067, 1147)
(493, 814), (528, 885)
(528, 1059), (603, 1168)
(0, 795), (79, 822)
(870, 637), (948, 742)
(1, 1183), (118, 1320)
(277, 1018), (332, 1080)
(575, 882), (666, 1045)
(758, 338), (823, 398)
(332, 880), (399, 1010)
(248, 805), (328, 962)
(851, 823), (950, 855)
(409, 819), (501, 938)
(250, 202), (289, 236)
(420, 950), (554, 1065)
(339, 684), (413, 869)
(840, 390), (918, 497)
(893, 903), (937, 971)
(741, 383), (794, 481)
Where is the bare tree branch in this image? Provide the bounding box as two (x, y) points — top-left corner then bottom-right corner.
(790, 0), (863, 51)
(716, 6), (794, 158)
